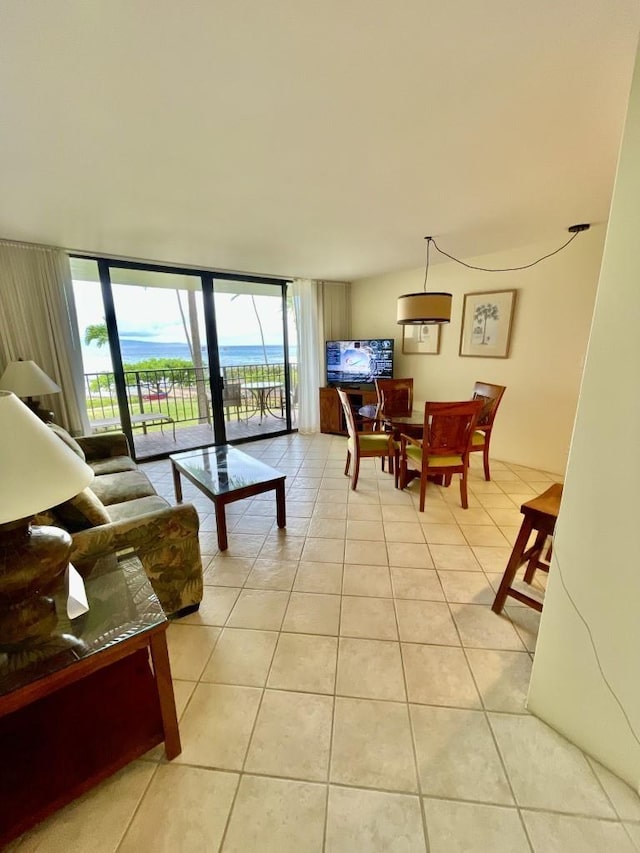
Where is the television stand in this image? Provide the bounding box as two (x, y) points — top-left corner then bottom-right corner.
(319, 386), (378, 435)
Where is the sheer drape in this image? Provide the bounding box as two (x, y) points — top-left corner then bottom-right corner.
(292, 279), (321, 433)
(292, 279), (352, 434)
(0, 241), (89, 434)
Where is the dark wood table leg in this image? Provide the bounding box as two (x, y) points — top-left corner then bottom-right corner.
(171, 463), (183, 503)
(214, 499), (229, 550)
(523, 530), (548, 584)
(149, 631), (181, 760)
(275, 482), (286, 529)
(491, 517), (533, 614)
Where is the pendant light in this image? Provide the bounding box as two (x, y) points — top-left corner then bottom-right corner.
(397, 237), (452, 325)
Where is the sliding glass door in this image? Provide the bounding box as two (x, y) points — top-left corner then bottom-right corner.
(107, 265), (212, 459)
(70, 257), (294, 460)
(213, 278), (294, 439)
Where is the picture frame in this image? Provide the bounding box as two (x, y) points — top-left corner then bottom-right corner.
(402, 323), (441, 355)
(459, 289), (517, 358)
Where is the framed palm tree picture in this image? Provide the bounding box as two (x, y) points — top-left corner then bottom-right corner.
(459, 289), (517, 358)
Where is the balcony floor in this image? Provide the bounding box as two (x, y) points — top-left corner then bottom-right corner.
(130, 412), (294, 459)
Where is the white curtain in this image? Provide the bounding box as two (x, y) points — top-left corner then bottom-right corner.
(292, 278), (322, 433)
(0, 241), (90, 434)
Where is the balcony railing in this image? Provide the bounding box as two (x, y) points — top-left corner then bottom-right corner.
(83, 363), (298, 431)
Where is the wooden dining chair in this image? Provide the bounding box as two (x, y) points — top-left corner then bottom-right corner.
(398, 399), (483, 511)
(337, 388), (395, 490)
(375, 377), (414, 418)
(469, 382), (506, 481)
(374, 378), (414, 477)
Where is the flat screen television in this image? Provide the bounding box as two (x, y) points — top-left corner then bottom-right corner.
(326, 338), (394, 386)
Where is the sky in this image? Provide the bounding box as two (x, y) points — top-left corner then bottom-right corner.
(72, 280), (295, 372)
(73, 280), (289, 346)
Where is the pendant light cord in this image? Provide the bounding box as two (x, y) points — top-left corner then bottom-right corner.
(430, 230), (581, 273)
(422, 236), (432, 291)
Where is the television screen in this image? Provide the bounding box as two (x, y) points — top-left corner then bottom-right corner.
(326, 339), (394, 385)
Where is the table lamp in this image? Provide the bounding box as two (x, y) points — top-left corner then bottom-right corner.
(0, 392), (94, 648)
(0, 359), (61, 422)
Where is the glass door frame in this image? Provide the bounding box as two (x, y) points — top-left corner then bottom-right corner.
(209, 274), (293, 439)
(74, 254), (293, 460)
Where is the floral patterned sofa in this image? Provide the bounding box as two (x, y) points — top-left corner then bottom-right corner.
(42, 426), (203, 618)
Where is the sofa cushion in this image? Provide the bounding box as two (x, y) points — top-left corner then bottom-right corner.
(106, 494), (170, 523)
(52, 487), (111, 532)
(47, 423), (86, 461)
(89, 456), (138, 476)
(91, 471), (157, 506)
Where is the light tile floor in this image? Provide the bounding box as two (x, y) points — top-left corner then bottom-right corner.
(11, 433), (640, 852)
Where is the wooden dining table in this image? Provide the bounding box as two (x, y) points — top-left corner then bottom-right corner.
(358, 403), (445, 486)
(358, 403), (424, 435)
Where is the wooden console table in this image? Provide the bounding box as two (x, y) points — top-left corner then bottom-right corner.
(0, 552), (180, 846)
(319, 386), (378, 435)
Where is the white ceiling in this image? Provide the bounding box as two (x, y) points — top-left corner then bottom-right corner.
(1, 1), (638, 281)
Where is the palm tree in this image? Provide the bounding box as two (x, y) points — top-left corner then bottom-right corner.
(473, 303), (500, 344)
(231, 294), (269, 365)
(84, 322), (108, 348)
(176, 290), (209, 423)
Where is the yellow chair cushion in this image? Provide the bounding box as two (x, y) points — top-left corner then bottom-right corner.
(405, 445), (463, 467)
(471, 430), (486, 446)
(348, 434), (391, 452)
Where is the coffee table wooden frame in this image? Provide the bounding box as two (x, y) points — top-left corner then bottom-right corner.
(171, 450), (286, 551)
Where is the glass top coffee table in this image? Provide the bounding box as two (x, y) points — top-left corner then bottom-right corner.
(170, 445), (286, 551)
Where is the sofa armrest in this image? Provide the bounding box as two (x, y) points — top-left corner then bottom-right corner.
(71, 503), (203, 617)
(76, 432), (131, 461)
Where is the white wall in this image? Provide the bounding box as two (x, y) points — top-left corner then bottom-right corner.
(350, 227), (605, 474)
(527, 47), (640, 789)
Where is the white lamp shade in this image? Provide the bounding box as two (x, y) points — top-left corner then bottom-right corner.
(0, 360), (61, 397)
(0, 392), (94, 524)
(396, 292), (452, 324)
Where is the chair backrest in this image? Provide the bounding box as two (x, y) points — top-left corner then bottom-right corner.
(375, 378), (414, 417)
(222, 381), (243, 407)
(337, 388), (358, 442)
(422, 400), (484, 457)
(472, 382), (506, 430)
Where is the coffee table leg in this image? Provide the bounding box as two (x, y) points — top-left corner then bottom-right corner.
(149, 631), (181, 760)
(214, 500), (229, 550)
(171, 463), (183, 503)
(276, 481), (286, 529)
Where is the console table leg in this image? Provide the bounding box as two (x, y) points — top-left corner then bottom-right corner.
(149, 631), (181, 760)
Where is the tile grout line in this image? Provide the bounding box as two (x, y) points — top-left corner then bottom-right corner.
(147, 447), (629, 848)
(448, 593), (536, 853)
(390, 582), (432, 853)
(113, 759), (163, 852)
(322, 689), (338, 852)
(584, 753), (629, 824)
(216, 503), (304, 853)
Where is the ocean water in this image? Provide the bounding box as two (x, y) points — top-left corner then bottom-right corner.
(81, 339), (296, 373)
